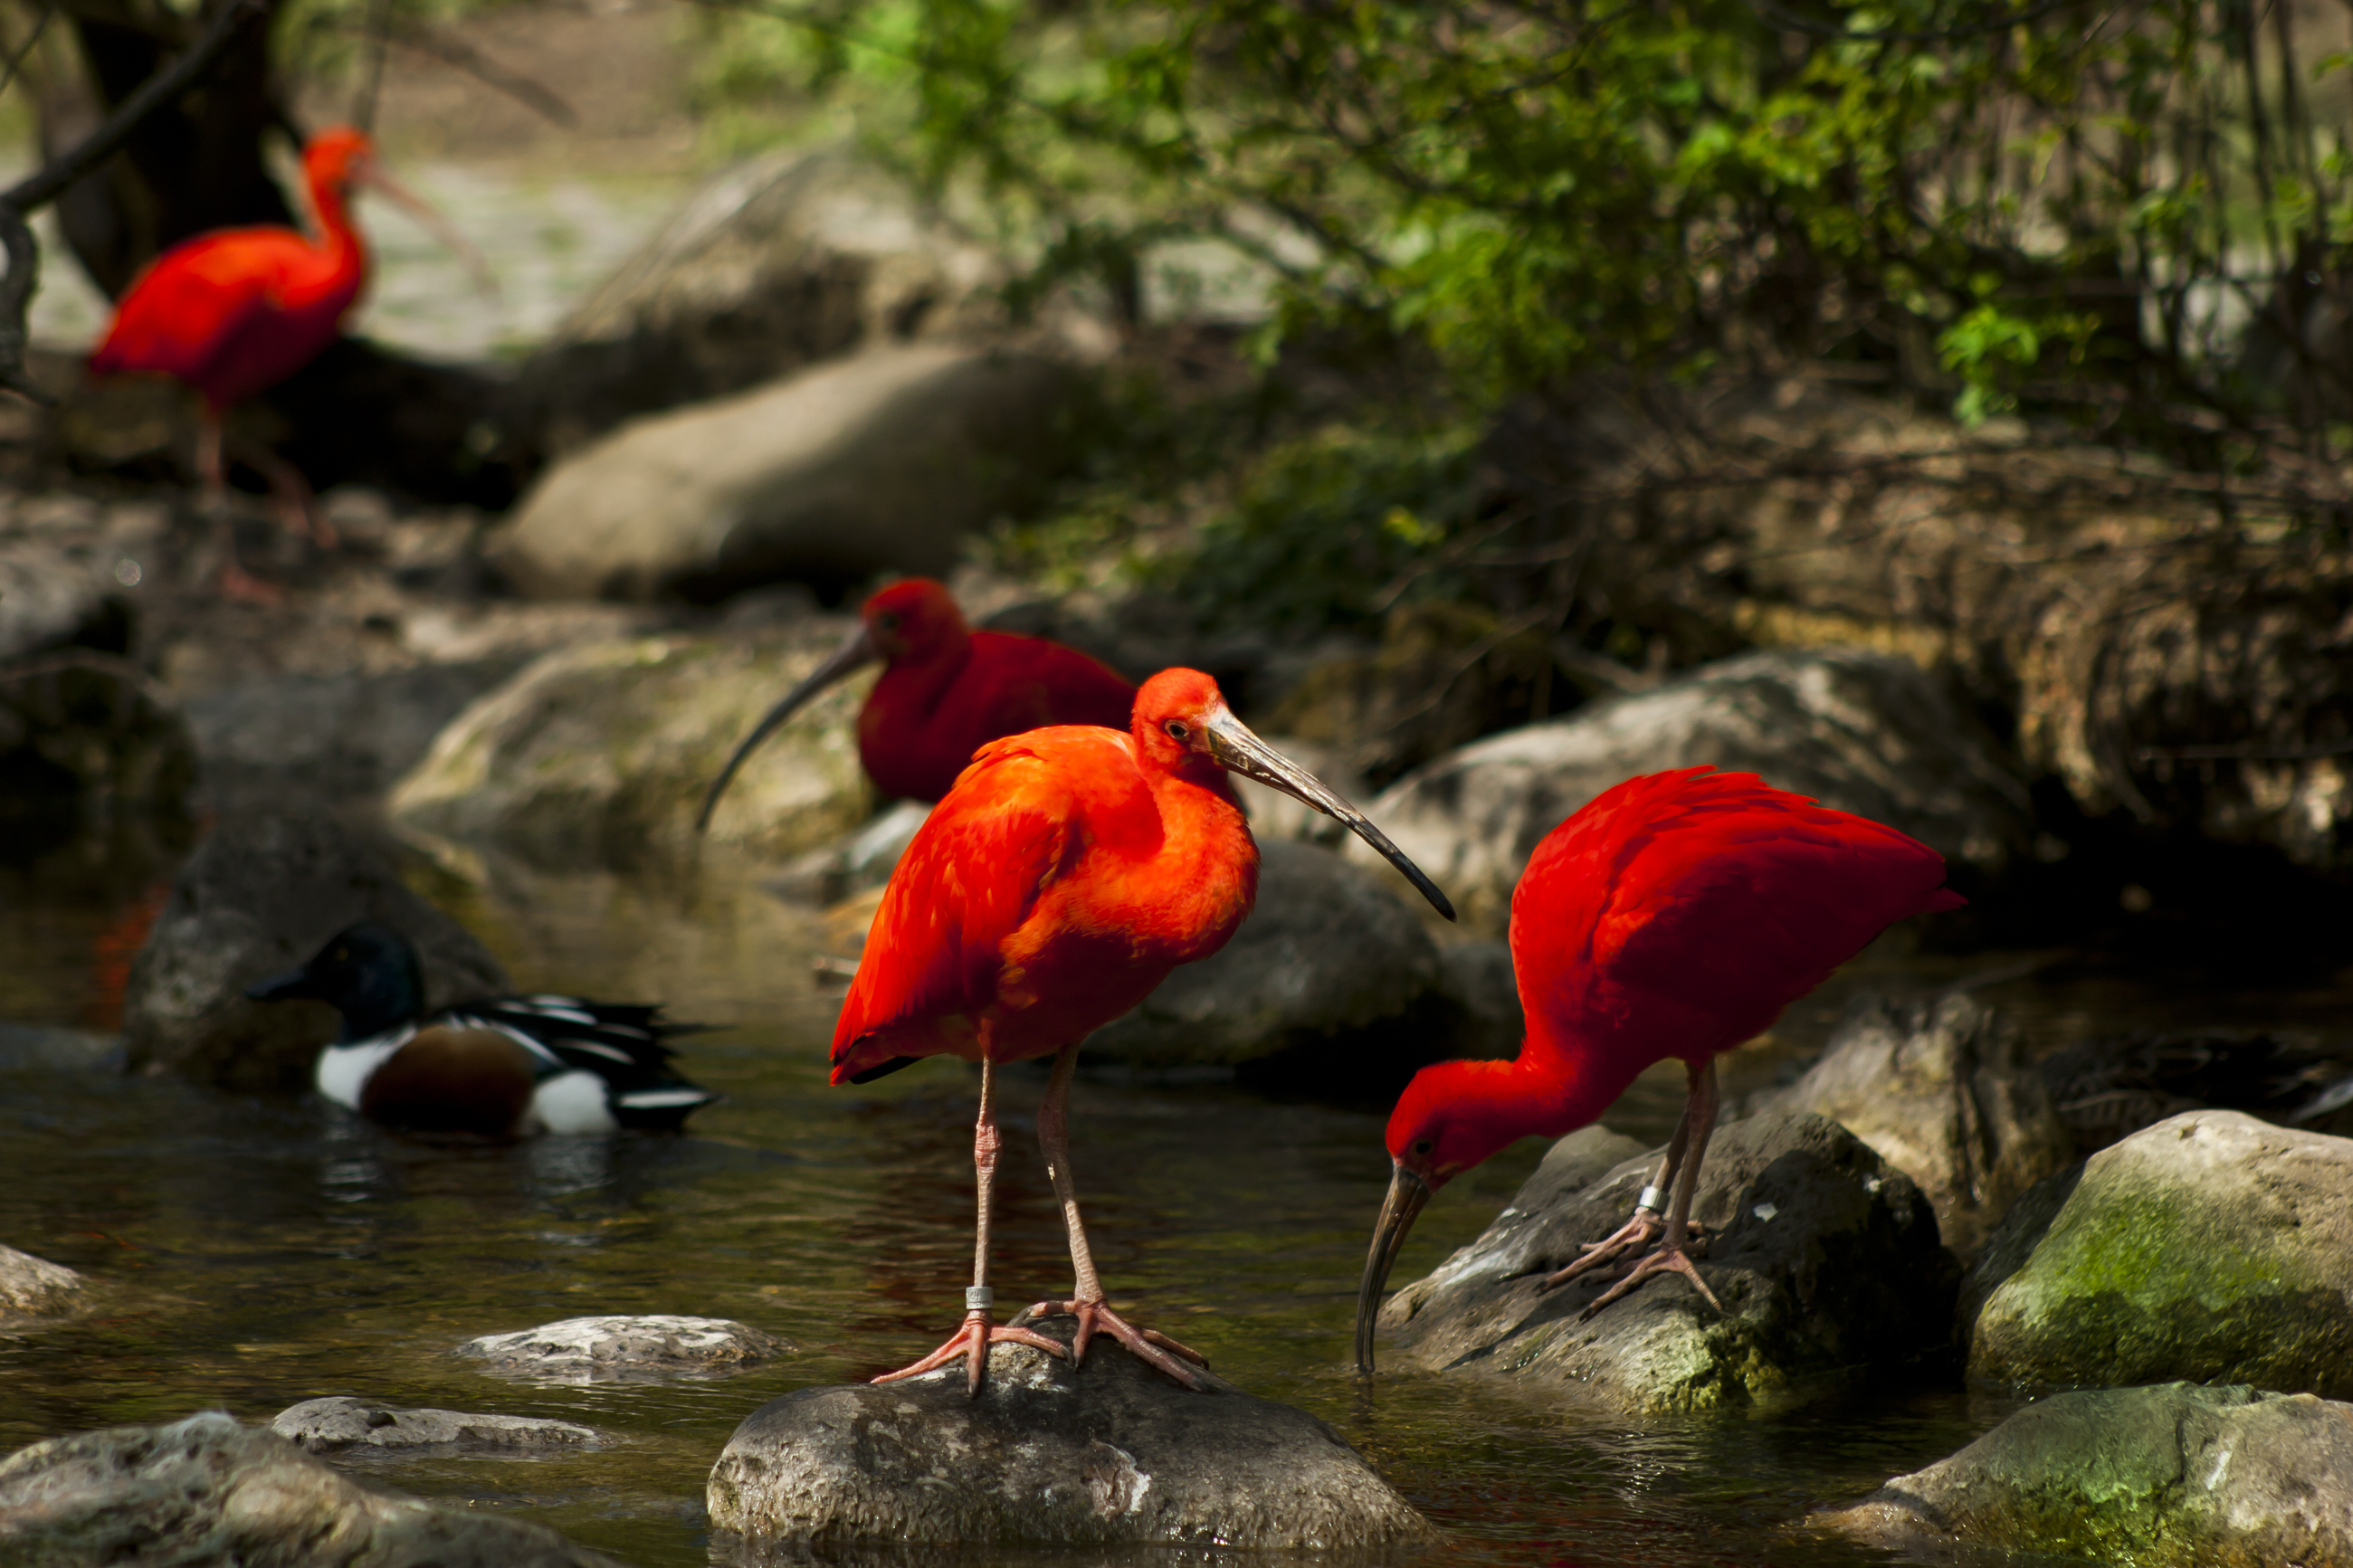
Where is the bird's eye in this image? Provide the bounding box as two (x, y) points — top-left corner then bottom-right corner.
(1411, 1138), (1434, 1156)
(1164, 720), (1189, 740)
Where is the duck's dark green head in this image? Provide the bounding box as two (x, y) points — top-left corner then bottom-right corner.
(245, 922), (425, 1042)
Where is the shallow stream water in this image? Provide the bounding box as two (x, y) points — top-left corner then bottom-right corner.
(5, 831), (2350, 1566)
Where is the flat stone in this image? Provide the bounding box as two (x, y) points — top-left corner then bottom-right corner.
(0, 1411), (619, 1566)
(0, 1243), (84, 1324)
(1347, 647), (2033, 933)
(1821, 1382), (2353, 1567)
(1748, 992), (2073, 1259)
(707, 1316), (1438, 1550)
(488, 342), (1084, 603)
(1964, 1108), (2353, 1399)
(388, 624), (872, 874)
(1376, 1111), (1958, 1414)
(457, 1315), (792, 1383)
(270, 1396), (601, 1454)
(120, 805), (508, 1091)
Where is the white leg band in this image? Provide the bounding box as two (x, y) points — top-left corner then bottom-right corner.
(1636, 1185), (1668, 1213)
(965, 1286), (995, 1312)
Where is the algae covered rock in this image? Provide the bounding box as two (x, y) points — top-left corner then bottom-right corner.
(0, 1411), (618, 1566)
(1822, 1382), (2353, 1567)
(707, 1315), (1438, 1550)
(389, 623), (872, 873)
(1963, 1108), (2353, 1398)
(1376, 1112), (1957, 1414)
(1749, 992), (2072, 1258)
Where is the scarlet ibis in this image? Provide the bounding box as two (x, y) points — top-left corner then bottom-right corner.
(247, 923), (719, 1137)
(89, 125), (482, 601)
(1355, 766), (1962, 1373)
(697, 577), (1135, 825)
(835, 667), (1454, 1393)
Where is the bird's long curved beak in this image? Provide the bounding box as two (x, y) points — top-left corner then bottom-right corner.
(356, 163), (499, 298)
(697, 622), (880, 833)
(1355, 1161), (1431, 1375)
(1204, 709), (1455, 921)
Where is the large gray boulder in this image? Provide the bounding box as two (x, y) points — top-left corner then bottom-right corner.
(121, 806), (508, 1092)
(0, 1244), (84, 1325)
(1748, 992), (2072, 1259)
(488, 342), (1083, 603)
(1084, 840), (1450, 1076)
(271, 1397), (599, 1455)
(1822, 1382), (2353, 1567)
(1964, 1108), (2353, 1399)
(1374, 1112), (1958, 1414)
(0, 1412), (618, 1566)
(707, 1316), (1438, 1550)
(1346, 647), (2033, 933)
(388, 623), (873, 873)
(513, 146), (1101, 453)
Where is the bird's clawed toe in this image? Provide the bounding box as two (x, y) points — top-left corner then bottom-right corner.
(1576, 1243), (1723, 1320)
(1024, 1297), (1210, 1390)
(872, 1307), (1069, 1396)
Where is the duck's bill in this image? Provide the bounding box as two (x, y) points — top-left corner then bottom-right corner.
(696, 622), (879, 833)
(1203, 709), (1456, 921)
(1355, 1161), (1431, 1375)
(357, 163), (499, 298)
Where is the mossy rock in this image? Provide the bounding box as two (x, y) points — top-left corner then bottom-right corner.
(1964, 1109), (2353, 1398)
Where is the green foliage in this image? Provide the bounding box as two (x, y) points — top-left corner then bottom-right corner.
(691, 0), (2353, 448)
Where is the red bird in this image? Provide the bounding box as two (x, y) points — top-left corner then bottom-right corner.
(90, 125), (474, 600)
(1355, 766), (1963, 1373)
(835, 667), (1454, 1393)
(699, 577), (1137, 824)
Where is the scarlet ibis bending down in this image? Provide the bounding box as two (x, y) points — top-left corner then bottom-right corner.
(1355, 766), (1962, 1373)
(835, 667), (1454, 1393)
(697, 577), (1135, 825)
(89, 125), (482, 601)
(246, 922), (719, 1137)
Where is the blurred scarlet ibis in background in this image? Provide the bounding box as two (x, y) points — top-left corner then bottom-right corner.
(834, 666), (1454, 1393)
(699, 577), (1136, 826)
(89, 125), (485, 600)
(1356, 766), (1962, 1373)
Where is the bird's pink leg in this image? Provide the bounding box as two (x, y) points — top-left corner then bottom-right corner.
(1023, 1041), (1210, 1390)
(1580, 1057), (1725, 1319)
(872, 1056), (1067, 1395)
(196, 407), (280, 604)
(227, 434), (333, 547)
(1539, 1102), (1708, 1289)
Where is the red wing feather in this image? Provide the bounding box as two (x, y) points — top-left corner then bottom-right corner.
(1512, 768), (1959, 1069)
(830, 728), (1133, 1081)
(91, 233), (307, 386)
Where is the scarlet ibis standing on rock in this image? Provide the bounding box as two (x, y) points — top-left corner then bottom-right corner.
(90, 125), (485, 601)
(697, 577), (1135, 825)
(1355, 766), (1962, 1373)
(834, 667), (1454, 1393)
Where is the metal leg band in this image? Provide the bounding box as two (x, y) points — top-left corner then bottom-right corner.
(965, 1286), (995, 1312)
(1636, 1185), (1668, 1214)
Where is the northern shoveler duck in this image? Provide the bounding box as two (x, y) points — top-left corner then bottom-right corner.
(246, 922), (720, 1137)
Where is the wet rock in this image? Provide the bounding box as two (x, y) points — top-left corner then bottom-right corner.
(0, 532), (128, 663)
(0, 1023), (119, 1071)
(0, 1243), (84, 1323)
(184, 658), (529, 807)
(1821, 1382), (2353, 1567)
(514, 146), (1105, 453)
(1376, 1111), (1958, 1414)
(120, 805), (508, 1092)
(1083, 840), (1449, 1079)
(457, 1315), (792, 1383)
(1747, 992), (2072, 1259)
(706, 1316), (1437, 1550)
(0, 1411), (618, 1566)
(1348, 648), (2033, 933)
(489, 342), (1085, 604)
(2039, 1030), (2353, 1153)
(270, 1396), (599, 1454)
(0, 651), (195, 822)
(388, 624), (872, 873)
(1963, 1108), (2353, 1399)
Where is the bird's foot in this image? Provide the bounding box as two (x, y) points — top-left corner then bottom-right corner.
(217, 562), (284, 604)
(1022, 1296), (1210, 1390)
(872, 1307), (1068, 1397)
(1576, 1240), (1723, 1321)
(1538, 1213), (1709, 1290)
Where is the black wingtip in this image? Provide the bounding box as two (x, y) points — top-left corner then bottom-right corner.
(847, 1055), (920, 1085)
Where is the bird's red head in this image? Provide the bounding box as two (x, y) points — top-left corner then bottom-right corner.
(302, 126), (378, 193)
(1384, 1058), (1533, 1191)
(861, 578), (968, 665)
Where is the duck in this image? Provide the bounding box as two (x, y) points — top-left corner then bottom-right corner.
(245, 922), (720, 1137)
